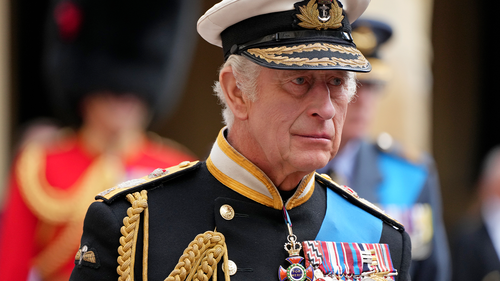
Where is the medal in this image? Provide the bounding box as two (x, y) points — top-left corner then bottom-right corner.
(279, 207), (314, 281)
(302, 241), (398, 280)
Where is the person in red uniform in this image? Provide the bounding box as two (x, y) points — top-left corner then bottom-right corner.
(0, 0), (200, 280)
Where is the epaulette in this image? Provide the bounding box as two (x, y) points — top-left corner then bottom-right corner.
(375, 132), (424, 164)
(315, 172), (405, 232)
(96, 160), (200, 203)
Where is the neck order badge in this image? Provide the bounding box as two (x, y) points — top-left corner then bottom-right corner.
(279, 207), (315, 281)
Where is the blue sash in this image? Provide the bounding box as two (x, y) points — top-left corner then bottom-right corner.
(315, 188), (382, 243)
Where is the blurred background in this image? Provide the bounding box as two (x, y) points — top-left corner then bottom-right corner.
(0, 0), (495, 248)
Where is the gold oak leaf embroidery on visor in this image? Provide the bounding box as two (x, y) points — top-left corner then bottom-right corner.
(247, 43), (369, 68)
(296, 0), (344, 30)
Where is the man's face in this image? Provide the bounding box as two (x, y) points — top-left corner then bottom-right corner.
(242, 67), (351, 176)
(341, 81), (383, 145)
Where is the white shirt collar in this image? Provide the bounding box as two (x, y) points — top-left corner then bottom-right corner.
(206, 127), (316, 210)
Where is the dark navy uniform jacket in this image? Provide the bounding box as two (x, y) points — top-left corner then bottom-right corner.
(319, 138), (450, 281)
(70, 128), (412, 280)
(452, 214), (500, 280)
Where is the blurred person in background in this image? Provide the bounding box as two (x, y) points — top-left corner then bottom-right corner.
(0, 0), (200, 280)
(451, 146), (500, 281)
(317, 18), (451, 281)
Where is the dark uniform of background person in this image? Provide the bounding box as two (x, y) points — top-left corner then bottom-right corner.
(317, 19), (451, 281)
(69, 0), (412, 280)
(0, 0), (199, 280)
(451, 146), (500, 281)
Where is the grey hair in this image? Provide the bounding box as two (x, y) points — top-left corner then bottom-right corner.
(213, 55), (358, 128)
(213, 55), (262, 128)
(347, 72), (358, 100)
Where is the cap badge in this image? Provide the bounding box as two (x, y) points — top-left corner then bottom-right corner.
(297, 0), (344, 30)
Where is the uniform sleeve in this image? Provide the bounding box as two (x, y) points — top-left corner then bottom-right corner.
(399, 230), (413, 281)
(70, 200), (124, 280)
(410, 159), (451, 281)
(0, 171), (38, 281)
(380, 223), (412, 281)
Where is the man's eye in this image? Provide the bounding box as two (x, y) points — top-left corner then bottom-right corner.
(293, 77), (306, 85)
(331, 78), (342, 86)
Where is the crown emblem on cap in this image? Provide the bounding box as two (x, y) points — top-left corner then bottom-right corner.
(297, 0), (344, 30)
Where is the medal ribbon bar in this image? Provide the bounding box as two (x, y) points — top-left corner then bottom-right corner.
(302, 241), (398, 280)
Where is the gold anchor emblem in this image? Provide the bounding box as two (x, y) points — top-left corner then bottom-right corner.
(297, 0), (344, 30)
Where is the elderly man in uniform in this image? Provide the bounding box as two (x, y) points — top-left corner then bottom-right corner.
(317, 18), (451, 281)
(70, 0), (412, 280)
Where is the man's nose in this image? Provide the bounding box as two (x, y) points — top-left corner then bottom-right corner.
(309, 82), (335, 120)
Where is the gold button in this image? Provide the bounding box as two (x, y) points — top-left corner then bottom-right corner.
(220, 204), (235, 220)
(223, 260), (237, 275)
(178, 161), (191, 168)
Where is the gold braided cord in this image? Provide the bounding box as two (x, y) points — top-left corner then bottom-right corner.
(115, 191), (230, 281)
(117, 190), (149, 281)
(164, 231), (230, 281)
(13, 140), (122, 279)
(143, 199), (150, 281)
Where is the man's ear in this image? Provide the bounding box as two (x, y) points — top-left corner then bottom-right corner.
(219, 66), (249, 121)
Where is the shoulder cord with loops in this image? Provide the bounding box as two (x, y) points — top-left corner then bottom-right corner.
(117, 190), (231, 281)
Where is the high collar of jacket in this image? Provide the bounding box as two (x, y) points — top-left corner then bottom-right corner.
(206, 127), (315, 210)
